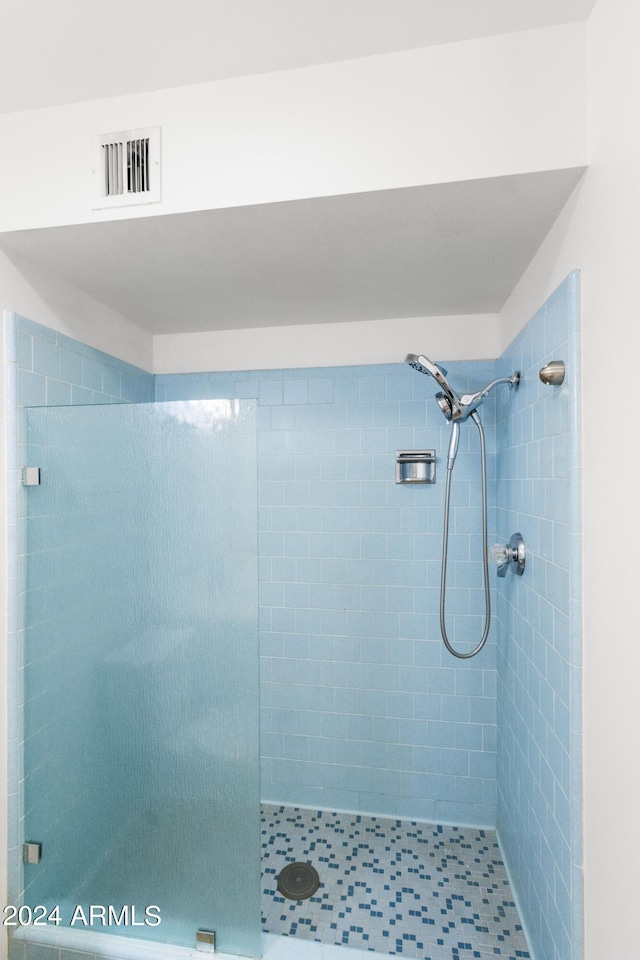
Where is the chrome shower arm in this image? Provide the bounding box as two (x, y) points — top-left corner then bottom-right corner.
(459, 372), (520, 408)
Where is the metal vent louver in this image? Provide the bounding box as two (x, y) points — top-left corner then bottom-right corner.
(92, 127), (161, 208)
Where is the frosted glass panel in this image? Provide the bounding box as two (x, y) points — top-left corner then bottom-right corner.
(23, 401), (260, 957)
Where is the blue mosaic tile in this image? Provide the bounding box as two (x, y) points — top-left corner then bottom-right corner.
(262, 804), (530, 959)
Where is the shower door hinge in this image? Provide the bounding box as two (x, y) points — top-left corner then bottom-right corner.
(196, 929), (216, 953)
(23, 841), (42, 864)
(22, 467), (41, 486)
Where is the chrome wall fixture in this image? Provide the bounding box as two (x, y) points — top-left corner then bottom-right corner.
(539, 360), (565, 385)
(22, 467), (41, 486)
(196, 930), (216, 953)
(395, 450), (436, 484)
(22, 841), (42, 864)
(491, 533), (526, 578)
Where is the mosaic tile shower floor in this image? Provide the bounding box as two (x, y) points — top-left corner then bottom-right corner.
(261, 804), (531, 960)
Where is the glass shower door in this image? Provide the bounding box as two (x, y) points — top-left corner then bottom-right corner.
(22, 400), (261, 956)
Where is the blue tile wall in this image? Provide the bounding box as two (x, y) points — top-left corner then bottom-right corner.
(3, 312), (154, 909)
(11, 314), (154, 407)
(157, 360), (500, 825)
(495, 272), (582, 960)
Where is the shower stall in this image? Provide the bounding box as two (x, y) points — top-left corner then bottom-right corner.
(6, 270), (582, 960)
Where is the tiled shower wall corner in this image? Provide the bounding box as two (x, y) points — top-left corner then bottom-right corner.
(495, 271), (582, 960)
(156, 361), (499, 825)
(3, 311), (154, 906)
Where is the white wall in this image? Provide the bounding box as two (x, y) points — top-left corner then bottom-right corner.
(0, 25), (586, 233)
(153, 312), (500, 373)
(498, 1), (640, 956)
(0, 251), (153, 370)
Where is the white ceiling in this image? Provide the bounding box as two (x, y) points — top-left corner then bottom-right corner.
(1, 0), (596, 115)
(0, 1), (594, 336)
(1, 170), (585, 334)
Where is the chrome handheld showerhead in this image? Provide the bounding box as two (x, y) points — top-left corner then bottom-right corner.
(406, 352), (520, 423)
(405, 353), (449, 382)
(404, 353), (461, 416)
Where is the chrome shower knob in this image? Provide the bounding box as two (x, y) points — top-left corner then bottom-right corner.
(491, 533), (526, 577)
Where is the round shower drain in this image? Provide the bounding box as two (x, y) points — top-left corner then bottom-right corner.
(277, 861), (320, 900)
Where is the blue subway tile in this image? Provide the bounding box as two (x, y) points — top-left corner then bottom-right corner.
(102, 363), (122, 397)
(333, 378), (359, 402)
(308, 378), (334, 403)
(283, 379), (308, 405)
(82, 357), (104, 391)
(46, 379), (72, 406)
(120, 372), (139, 401)
(441, 748), (470, 776)
(18, 369), (47, 405)
(235, 379), (260, 399)
(260, 380), (284, 405)
(17, 331), (33, 370)
(16, 314), (57, 340)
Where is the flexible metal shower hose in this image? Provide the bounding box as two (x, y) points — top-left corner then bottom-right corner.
(439, 410), (491, 659)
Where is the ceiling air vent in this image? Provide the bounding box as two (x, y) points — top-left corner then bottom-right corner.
(91, 126), (161, 209)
